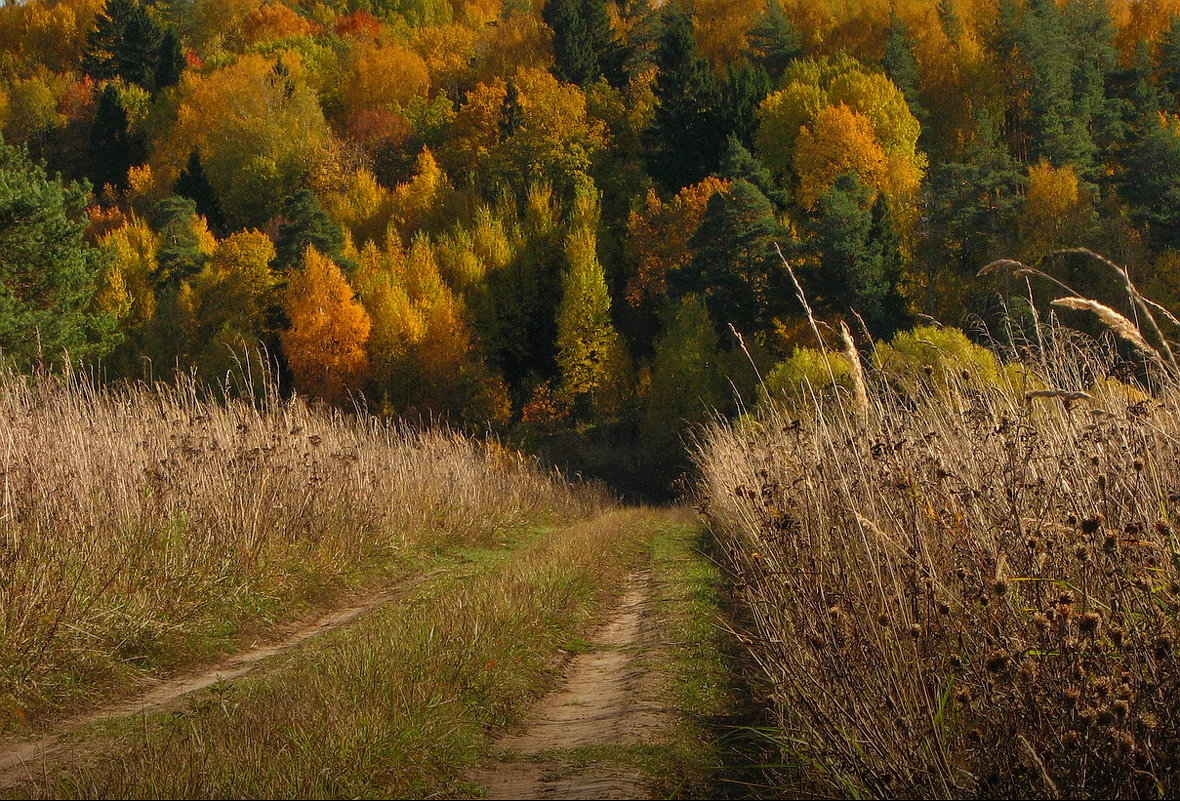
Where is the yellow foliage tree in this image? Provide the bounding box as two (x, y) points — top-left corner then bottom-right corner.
(197, 229), (278, 329)
(444, 80), (505, 175)
(457, 0), (501, 25)
(755, 80), (826, 177)
(354, 242), (422, 394)
(154, 53), (334, 226)
(388, 147), (451, 240)
(473, 15), (552, 85)
(98, 215), (160, 330)
(827, 69), (921, 160)
(240, 1), (319, 45)
(341, 42), (430, 117)
(410, 23), (478, 98)
(186, 0), (258, 53)
(281, 246), (371, 404)
(1111, 0), (1180, 62)
(793, 104), (887, 210)
(556, 191), (630, 415)
(0, 0), (102, 72)
(446, 68), (606, 192)
(757, 54), (925, 219)
(689, 0), (764, 67)
(1018, 160), (1095, 261)
(322, 167), (395, 248)
(181, 229), (279, 380)
(354, 237), (508, 426)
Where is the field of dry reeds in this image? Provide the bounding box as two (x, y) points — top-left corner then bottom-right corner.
(0, 372), (605, 729)
(696, 273), (1180, 797)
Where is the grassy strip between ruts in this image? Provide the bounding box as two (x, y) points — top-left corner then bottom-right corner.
(4, 509), (661, 800)
(641, 511), (735, 799)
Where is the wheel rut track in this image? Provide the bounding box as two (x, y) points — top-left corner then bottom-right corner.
(470, 570), (670, 800)
(0, 569), (444, 791)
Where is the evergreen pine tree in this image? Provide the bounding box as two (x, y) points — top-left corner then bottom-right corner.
(0, 140), (114, 366)
(883, 12), (926, 125)
(1063, 0), (1118, 160)
(922, 108), (1024, 279)
(1107, 39), (1161, 141)
(811, 172), (890, 331)
(276, 190), (347, 271)
(868, 192), (910, 336)
(1020, 0), (1094, 168)
(82, 0), (136, 81)
(674, 179), (787, 336)
(746, 0), (800, 81)
(82, 0), (181, 93)
(500, 80), (525, 140)
(1160, 16), (1180, 105)
(153, 196), (208, 289)
(648, 4), (722, 190)
(154, 27), (186, 91)
(617, 0), (660, 78)
(88, 84), (143, 193)
(718, 135), (786, 209)
(937, 0), (965, 44)
(543, 0), (625, 87)
(719, 63), (772, 149)
(993, 0), (1022, 59)
(544, 0), (593, 85)
(117, 4), (165, 90)
(175, 149), (226, 234)
(1122, 119), (1180, 253)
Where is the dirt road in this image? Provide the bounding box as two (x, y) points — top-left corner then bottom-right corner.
(469, 571), (671, 800)
(0, 576), (433, 792)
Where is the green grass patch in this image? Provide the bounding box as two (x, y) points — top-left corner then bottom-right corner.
(641, 512), (736, 798)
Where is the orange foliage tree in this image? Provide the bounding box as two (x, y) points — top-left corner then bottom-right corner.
(625, 176), (729, 309)
(793, 103), (888, 210)
(281, 246), (371, 404)
(240, 2), (320, 45)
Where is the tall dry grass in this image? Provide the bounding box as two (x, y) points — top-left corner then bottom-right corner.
(0, 372), (606, 728)
(698, 319), (1180, 797)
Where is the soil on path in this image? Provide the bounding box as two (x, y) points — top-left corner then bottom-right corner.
(469, 571), (672, 800)
(0, 571), (440, 792)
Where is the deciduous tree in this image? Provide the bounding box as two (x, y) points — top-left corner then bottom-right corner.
(281, 246), (371, 404)
(555, 190), (629, 415)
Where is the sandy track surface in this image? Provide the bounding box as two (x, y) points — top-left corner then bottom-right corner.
(469, 571), (671, 800)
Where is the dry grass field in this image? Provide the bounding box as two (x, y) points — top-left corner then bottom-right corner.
(0, 372), (606, 730)
(696, 305), (1180, 798)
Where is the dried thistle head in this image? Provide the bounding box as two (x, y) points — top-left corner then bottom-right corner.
(986, 651), (1011, 673)
(1078, 611), (1101, 635)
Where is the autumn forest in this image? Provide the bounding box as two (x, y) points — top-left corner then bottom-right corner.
(3, 0), (1180, 490)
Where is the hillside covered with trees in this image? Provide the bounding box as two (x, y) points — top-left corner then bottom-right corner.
(3, 0), (1180, 490)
